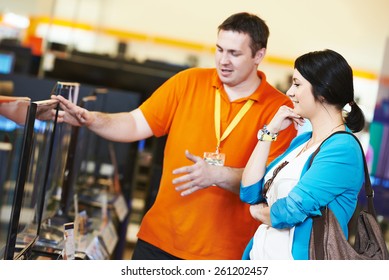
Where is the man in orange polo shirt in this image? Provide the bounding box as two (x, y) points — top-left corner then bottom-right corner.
(54, 12), (297, 259)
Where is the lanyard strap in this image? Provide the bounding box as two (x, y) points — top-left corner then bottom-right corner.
(214, 89), (254, 153)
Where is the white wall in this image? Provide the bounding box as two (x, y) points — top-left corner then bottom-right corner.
(2, 0), (388, 72)
(1, 0), (388, 120)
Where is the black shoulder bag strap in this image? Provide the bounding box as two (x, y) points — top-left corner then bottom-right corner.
(309, 131), (376, 259)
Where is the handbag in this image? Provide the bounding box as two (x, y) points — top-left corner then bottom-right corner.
(309, 131), (389, 260)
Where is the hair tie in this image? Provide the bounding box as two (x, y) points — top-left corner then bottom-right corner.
(348, 101), (355, 106)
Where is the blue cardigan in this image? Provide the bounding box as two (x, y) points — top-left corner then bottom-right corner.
(240, 129), (364, 260)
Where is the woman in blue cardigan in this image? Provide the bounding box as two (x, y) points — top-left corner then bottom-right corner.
(240, 49), (366, 260)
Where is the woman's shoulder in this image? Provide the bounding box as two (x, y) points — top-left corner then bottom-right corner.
(321, 131), (362, 150)
(318, 131), (364, 165)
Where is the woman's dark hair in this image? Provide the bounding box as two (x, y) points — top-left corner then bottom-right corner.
(294, 49), (365, 133)
(218, 12), (269, 57)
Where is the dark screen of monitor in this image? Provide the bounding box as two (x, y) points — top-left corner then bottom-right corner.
(0, 45), (32, 75)
(0, 52), (14, 74)
(0, 97), (30, 260)
(4, 99), (60, 259)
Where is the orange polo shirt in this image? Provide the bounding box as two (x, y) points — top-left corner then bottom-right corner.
(138, 68), (296, 259)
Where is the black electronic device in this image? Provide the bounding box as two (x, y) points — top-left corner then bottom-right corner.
(44, 55), (187, 101)
(3, 99), (61, 260)
(0, 51), (15, 74)
(58, 95), (97, 218)
(0, 96), (30, 260)
(0, 44), (33, 75)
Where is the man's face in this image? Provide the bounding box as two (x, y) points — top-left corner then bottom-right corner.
(215, 30), (264, 88)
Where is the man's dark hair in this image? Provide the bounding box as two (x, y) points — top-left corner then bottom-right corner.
(218, 12), (270, 57)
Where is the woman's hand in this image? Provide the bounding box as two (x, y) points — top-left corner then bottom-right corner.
(249, 203), (271, 225)
(266, 106), (304, 134)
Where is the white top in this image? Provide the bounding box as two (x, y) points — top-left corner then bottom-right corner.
(249, 140), (318, 260)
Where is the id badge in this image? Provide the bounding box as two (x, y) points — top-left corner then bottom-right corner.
(203, 152), (225, 166)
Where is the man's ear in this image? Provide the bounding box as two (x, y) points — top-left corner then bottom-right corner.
(254, 48), (266, 64)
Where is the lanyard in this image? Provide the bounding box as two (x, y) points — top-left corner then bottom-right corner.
(214, 89), (254, 153)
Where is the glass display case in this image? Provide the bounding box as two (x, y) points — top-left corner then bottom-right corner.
(1, 81), (132, 260)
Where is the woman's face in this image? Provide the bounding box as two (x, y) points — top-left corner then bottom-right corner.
(286, 69), (317, 118)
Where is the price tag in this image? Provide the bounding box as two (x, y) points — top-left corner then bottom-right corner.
(100, 221), (118, 255)
(113, 193), (129, 222)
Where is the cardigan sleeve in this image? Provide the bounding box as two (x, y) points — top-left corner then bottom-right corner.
(270, 134), (364, 229)
(240, 133), (311, 205)
(240, 179), (266, 204)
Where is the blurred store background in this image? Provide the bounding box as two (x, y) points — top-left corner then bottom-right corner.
(0, 0), (388, 259)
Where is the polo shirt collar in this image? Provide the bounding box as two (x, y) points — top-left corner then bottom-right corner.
(212, 70), (269, 102)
